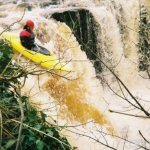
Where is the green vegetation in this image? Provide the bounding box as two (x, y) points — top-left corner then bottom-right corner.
(0, 40), (72, 150)
(0, 40), (12, 74)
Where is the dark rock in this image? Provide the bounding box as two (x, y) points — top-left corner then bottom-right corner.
(51, 9), (102, 73)
(40, 0), (60, 7)
(139, 5), (150, 72)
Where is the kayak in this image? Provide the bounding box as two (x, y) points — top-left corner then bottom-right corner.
(2, 32), (70, 72)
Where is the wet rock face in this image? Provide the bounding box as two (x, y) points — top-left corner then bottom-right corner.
(139, 5), (150, 72)
(0, 0), (17, 5)
(39, 0), (61, 7)
(17, 0), (61, 10)
(51, 9), (102, 73)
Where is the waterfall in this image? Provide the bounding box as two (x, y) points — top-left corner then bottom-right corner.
(0, 0), (150, 149)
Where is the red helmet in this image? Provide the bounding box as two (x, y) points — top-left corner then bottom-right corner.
(26, 20), (34, 30)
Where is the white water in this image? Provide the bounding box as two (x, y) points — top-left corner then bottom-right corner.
(0, 0), (150, 149)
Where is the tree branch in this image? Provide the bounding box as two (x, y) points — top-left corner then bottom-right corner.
(0, 8), (26, 36)
(139, 130), (150, 144)
(15, 87), (24, 150)
(10, 119), (72, 149)
(109, 109), (149, 119)
(0, 110), (2, 148)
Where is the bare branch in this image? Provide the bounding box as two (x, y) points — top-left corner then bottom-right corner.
(139, 130), (150, 144)
(0, 8), (26, 35)
(109, 109), (149, 119)
(67, 129), (117, 150)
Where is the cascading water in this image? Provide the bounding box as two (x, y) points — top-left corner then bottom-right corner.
(0, 0), (150, 149)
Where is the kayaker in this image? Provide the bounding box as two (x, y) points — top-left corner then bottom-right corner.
(20, 20), (35, 50)
(20, 20), (50, 55)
